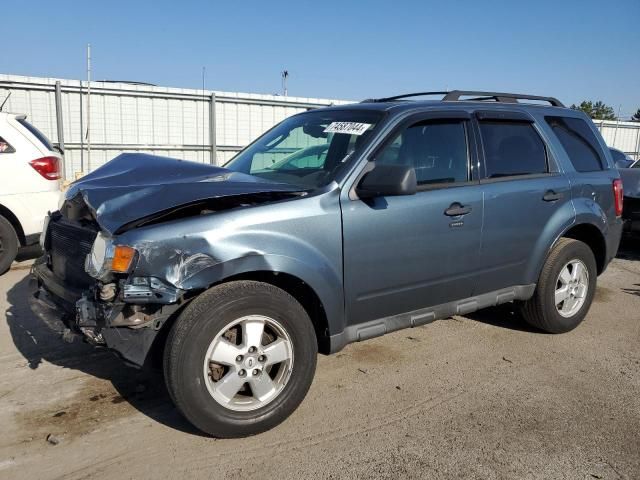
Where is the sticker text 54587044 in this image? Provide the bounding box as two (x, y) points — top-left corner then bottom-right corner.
(323, 122), (372, 136)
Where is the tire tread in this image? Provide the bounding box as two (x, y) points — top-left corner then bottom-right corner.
(163, 280), (317, 437)
(522, 237), (596, 333)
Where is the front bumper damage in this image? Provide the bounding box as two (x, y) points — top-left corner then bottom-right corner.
(30, 258), (183, 367)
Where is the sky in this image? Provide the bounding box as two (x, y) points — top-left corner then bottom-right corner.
(2, 0), (639, 117)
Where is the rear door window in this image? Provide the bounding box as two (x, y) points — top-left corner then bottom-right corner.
(17, 118), (54, 151)
(478, 121), (548, 178)
(545, 116), (604, 172)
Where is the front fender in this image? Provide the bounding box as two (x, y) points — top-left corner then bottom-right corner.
(119, 193), (345, 337)
(133, 242), (344, 338)
(177, 252), (344, 336)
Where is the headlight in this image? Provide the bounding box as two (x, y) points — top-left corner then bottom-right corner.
(85, 233), (137, 279)
(85, 233), (114, 279)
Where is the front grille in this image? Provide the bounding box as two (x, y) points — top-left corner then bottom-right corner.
(48, 219), (98, 289)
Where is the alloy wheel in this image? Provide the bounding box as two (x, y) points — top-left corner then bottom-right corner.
(203, 315), (294, 411)
(555, 259), (589, 318)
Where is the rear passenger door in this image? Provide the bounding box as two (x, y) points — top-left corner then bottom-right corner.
(474, 110), (572, 294)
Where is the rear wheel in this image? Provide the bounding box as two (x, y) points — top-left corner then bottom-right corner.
(0, 215), (19, 275)
(164, 280), (317, 437)
(521, 238), (597, 333)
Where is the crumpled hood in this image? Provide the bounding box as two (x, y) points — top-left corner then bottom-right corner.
(65, 153), (305, 235)
(619, 167), (640, 199)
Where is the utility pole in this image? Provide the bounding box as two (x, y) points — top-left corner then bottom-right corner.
(612, 104), (622, 146)
(86, 43), (91, 174)
(281, 70), (289, 96)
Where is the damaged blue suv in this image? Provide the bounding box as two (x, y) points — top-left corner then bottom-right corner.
(31, 91), (624, 437)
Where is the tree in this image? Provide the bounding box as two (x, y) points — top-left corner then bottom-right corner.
(570, 100), (616, 120)
(632, 109), (640, 122)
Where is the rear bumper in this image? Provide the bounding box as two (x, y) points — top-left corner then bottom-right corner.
(623, 218), (640, 238)
(622, 196), (640, 238)
(0, 190), (61, 237)
(30, 259), (171, 367)
(602, 217), (624, 272)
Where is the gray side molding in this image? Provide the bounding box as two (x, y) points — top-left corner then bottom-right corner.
(329, 284), (536, 353)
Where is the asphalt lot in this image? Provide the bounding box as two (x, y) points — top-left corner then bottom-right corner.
(0, 243), (638, 480)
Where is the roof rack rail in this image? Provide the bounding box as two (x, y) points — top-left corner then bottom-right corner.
(364, 90), (565, 107)
(364, 91), (449, 103)
(443, 90), (565, 107)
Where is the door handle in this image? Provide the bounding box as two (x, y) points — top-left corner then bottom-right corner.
(543, 190), (564, 202)
(444, 202), (472, 216)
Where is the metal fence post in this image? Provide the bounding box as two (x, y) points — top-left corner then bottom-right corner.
(79, 80), (84, 174)
(54, 81), (66, 180)
(0, 76), (345, 167)
(209, 92), (217, 165)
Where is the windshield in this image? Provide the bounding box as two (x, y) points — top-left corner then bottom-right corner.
(225, 109), (383, 188)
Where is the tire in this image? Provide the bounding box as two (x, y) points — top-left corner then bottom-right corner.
(0, 215), (19, 275)
(164, 280), (318, 438)
(521, 238), (597, 333)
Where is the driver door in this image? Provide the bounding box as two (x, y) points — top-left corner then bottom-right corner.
(341, 113), (484, 326)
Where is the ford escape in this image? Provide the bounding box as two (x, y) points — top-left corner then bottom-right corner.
(31, 90), (624, 437)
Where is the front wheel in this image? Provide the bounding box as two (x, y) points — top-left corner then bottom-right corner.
(164, 280), (317, 437)
(521, 238), (597, 333)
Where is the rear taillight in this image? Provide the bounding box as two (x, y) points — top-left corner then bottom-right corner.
(613, 178), (623, 217)
(29, 156), (60, 180)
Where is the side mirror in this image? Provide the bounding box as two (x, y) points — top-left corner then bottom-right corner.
(356, 164), (417, 198)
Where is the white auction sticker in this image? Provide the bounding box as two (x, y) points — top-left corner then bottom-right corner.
(323, 122), (372, 135)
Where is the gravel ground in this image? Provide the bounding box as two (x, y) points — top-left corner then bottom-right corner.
(0, 244), (638, 480)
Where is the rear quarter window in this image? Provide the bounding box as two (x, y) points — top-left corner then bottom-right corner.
(0, 136), (15, 153)
(545, 116), (604, 172)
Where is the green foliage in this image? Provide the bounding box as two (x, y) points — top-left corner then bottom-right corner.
(570, 101), (617, 120)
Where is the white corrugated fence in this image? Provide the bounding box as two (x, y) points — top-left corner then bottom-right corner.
(592, 119), (640, 161)
(1, 74), (638, 181)
(0, 74), (351, 179)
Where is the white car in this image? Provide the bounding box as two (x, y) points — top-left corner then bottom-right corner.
(0, 112), (62, 273)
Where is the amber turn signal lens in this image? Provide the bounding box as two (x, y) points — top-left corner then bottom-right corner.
(111, 245), (136, 273)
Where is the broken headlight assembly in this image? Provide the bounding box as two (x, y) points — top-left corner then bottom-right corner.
(123, 277), (181, 303)
(85, 232), (137, 280)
